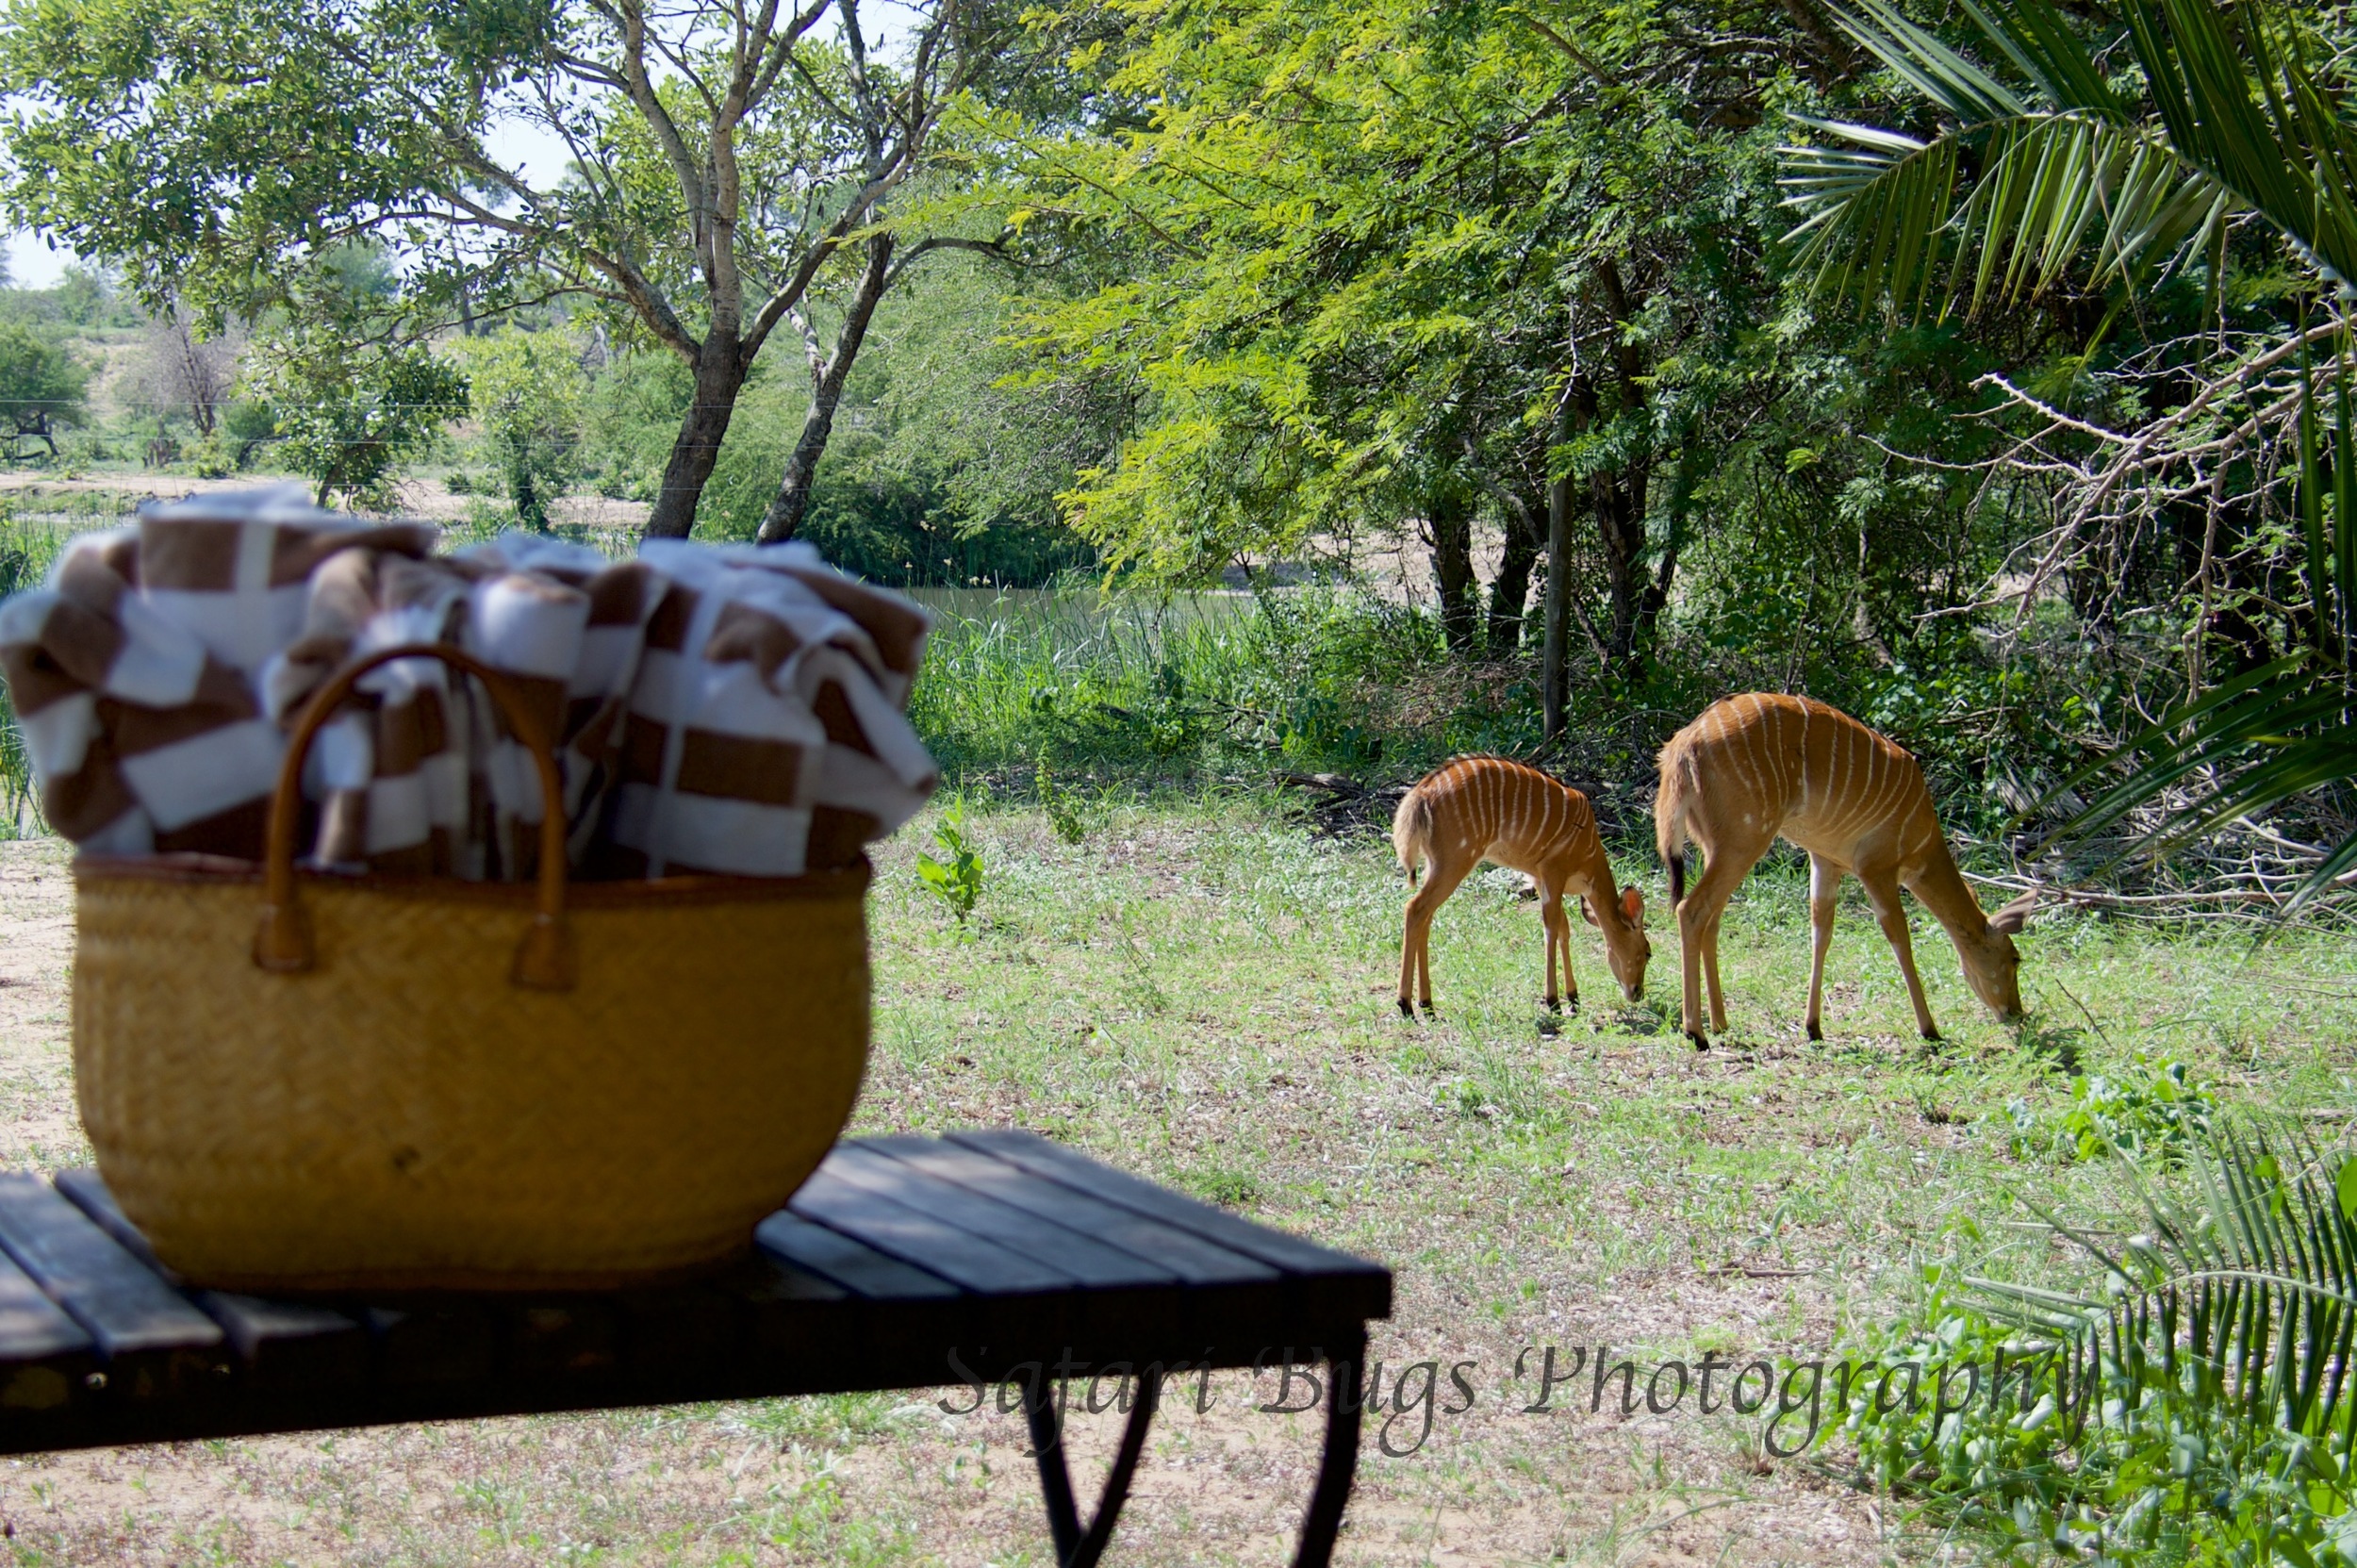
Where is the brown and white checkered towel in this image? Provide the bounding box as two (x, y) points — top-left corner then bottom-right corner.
(0, 486), (435, 857)
(0, 491), (936, 880)
(604, 540), (936, 877)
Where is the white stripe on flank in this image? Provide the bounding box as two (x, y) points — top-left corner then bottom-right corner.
(1739, 697), (1773, 804)
(1797, 701), (1811, 811)
(1832, 723), (1855, 830)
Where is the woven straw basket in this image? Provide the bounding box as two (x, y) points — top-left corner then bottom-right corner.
(72, 644), (871, 1292)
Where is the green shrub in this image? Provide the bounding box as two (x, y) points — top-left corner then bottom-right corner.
(2004, 1055), (2215, 1165)
(1831, 1125), (2357, 1565)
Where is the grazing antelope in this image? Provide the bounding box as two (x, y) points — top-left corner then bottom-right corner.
(1392, 757), (1649, 1017)
(1654, 694), (2036, 1048)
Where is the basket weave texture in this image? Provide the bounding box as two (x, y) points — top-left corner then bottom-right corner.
(75, 864), (870, 1291)
(69, 643), (872, 1293)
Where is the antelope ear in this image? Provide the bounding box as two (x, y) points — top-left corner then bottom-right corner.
(1986, 893), (2037, 935)
(1622, 885), (1643, 924)
(1579, 897), (1599, 927)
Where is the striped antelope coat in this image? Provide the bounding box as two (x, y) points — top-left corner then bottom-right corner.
(1391, 756), (1648, 1015)
(1653, 694), (2034, 1047)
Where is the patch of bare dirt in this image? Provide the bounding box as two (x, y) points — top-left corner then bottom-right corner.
(0, 844), (1891, 1566)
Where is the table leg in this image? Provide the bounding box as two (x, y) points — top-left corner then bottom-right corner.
(1025, 1370), (1162, 1568)
(1292, 1335), (1365, 1568)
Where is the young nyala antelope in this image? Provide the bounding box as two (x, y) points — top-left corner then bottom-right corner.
(1655, 694), (2036, 1048)
(1392, 757), (1649, 1017)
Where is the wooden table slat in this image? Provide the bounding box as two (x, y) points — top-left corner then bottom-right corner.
(786, 1167), (1078, 1296)
(0, 1138), (1390, 1456)
(752, 1211), (962, 1300)
(821, 1145), (1179, 1290)
(0, 1175), (227, 1398)
(862, 1136), (1284, 1287)
(0, 1246), (94, 1415)
(53, 1171), (368, 1394)
(947, 1131), (1392, 1300)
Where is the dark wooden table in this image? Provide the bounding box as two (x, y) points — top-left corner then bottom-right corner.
(0, 1131), (1391, 1567)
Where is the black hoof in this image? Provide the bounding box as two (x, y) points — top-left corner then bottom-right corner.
(1543, 995), (1559, 1015)
(1397, 998), (1414, 1018)
(1688, 1032), (1710, 1051)
(1420, 1001), (1439, 1020)
(1806, 1021), (1822, 1042)
(1565, 993), (1579, 1015)
(1920, 1026), (1942, 1043)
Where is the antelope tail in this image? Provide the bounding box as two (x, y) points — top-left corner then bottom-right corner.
(1392, 786), (1432, 887)
(1654, 753), (1689, 906)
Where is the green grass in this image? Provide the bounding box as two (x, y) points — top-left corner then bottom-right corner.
(3, 797), (2353, 1560)
(906, 586), (1554, 791)
(0, 511), (74, 838)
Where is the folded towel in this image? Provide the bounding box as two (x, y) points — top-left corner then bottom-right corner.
(602, 540), (937, 878)
(0, 488), (937, 880)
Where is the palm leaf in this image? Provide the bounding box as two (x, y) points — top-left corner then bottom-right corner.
(1958, 0), (2130, 120)
(1832, 0), (2028, 123)
(1779, 120), (1961, 314)
(2123, 0), (2357, 292)
(1789, 0), (2216, 315)
(1970, 1121), (2357, 1450)
(1788, 0), (2357, 312)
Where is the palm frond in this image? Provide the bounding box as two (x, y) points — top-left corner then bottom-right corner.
(1832, 0), (2029, 123)
(1779, 119), (1960, 314)
(2123, 0), (2357, 293)
(1971, 1121), (2357, 1446)
(1958, 0), (2130, 120)
(1789, 0), (2217, 316)
(1952, 113), (2219, 313)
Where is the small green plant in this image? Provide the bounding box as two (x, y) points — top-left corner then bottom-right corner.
(915, 801), (984, 925)
(2004, 1053), (2213, 1164)
(1181, 1165), (1261, 1209)
(1036, 765), (1086, 843)
(1838, 1123), (2357, 1566)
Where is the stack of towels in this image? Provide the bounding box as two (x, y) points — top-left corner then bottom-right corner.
(0, 485), (937, 879)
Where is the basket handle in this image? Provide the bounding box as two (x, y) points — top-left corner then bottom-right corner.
(253, 642), (575, 992)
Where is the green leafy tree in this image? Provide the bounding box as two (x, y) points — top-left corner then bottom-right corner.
(231, 248), (469, 507)
(243, 331), (469, 508)
(0, 0), (1049, 539)
(0, 318), (88, 457)
(1780, 0), (2357, 901)
(458, 327), (588, 529)
(1014, 0), (1843, 688)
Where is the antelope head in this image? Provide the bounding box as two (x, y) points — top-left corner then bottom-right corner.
(1957, 893), (2037, 1019)
(1581, 885), (1651, 1002)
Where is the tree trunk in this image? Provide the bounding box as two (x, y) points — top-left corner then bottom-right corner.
(1487, 494), (1540, 657)
(1630, 440), (1696, 652)
(1428, 487), (1478, 655)
(1542, 401), (1574, 740)
(1571, 372), (1652, 673)
(1590, 472), (1646, 667)
(758, 235), (897, 545)
(175, 322), (217, 437)
(645, 328), (748, 540)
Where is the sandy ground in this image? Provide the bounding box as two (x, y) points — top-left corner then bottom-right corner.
(0, 471), (650, 533)
(0, 838), (1897, 1565)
